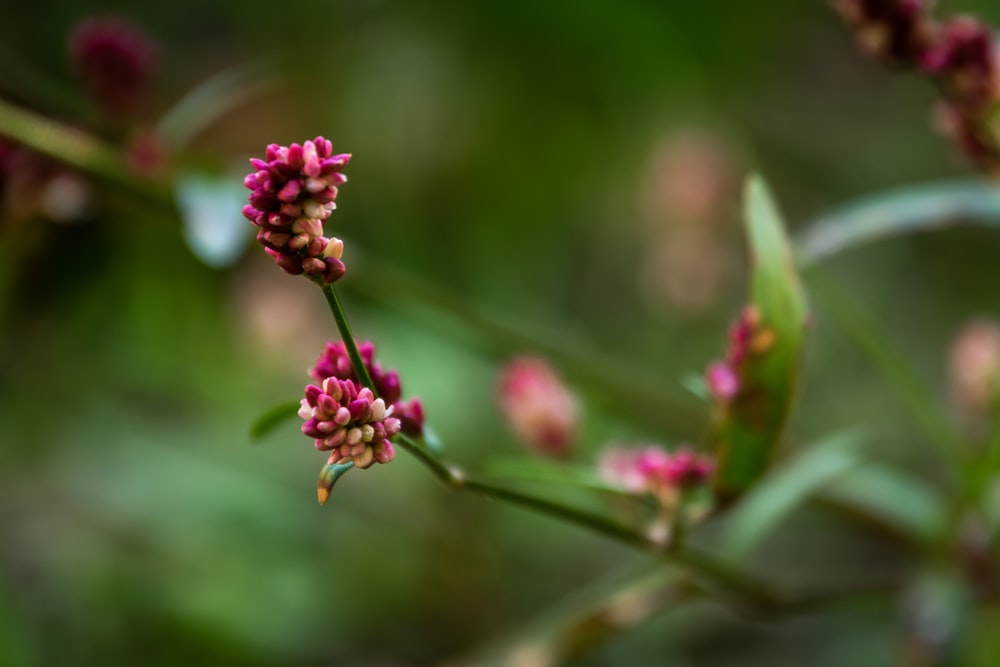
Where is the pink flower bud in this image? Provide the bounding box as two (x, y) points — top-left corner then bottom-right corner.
(497, 356), (579, 457)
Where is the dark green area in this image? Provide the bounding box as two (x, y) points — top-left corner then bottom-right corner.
(3, 0), (1000, 664)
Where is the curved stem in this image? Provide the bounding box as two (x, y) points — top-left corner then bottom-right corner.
(391, 433), (786, 610)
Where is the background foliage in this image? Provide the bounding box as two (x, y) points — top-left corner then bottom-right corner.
(3, 0), (1000, 665)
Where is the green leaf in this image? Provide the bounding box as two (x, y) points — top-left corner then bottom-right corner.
(796, 180), (1000, 268)
(712, 174), (809, 502)
(249, 400), (300, 443)
(156, 59), (280, 151)
(819, 463), (947, 544)
(317, 461), (354, 505)
(719, 430), (865, 561)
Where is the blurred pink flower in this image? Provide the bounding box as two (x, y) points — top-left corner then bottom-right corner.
(948, 318), (1000, 421)
(598, 444), (714, 495)
(68, 16), (156, 117)
(704, 306), (774, 404)
(497, 356), (579, 457)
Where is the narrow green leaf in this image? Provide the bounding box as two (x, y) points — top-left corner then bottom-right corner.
(317, 461), (354, 505)
(712, 174), (809, 501)
(249, 400), (300, 443)
(156, 59), (280, 151)
(0, 97), (165, 202)
(819, 463), (947, 544)
(796, 180), (1000, 268)
(720, 431), (864, 561)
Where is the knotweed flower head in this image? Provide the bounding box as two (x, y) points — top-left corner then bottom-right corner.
(949, 318), (1000, 423)
(497, 356), (579, 457)
(830, 0), (933, 66)
(920, 15), (1000, 108)
(704, 306), (775, 404)
(300, 377), (401, 470)
(242, 137), (350, 283)
(598, 444), (714, 501)
(309, 339), (424, 436)
(68, 16), (156, 117)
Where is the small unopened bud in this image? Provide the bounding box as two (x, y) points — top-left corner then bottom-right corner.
(497, 356), (580, 457)
(949, 318), (1000, 423)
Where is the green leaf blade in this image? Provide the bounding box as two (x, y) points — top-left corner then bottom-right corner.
(712, 174), (810, 501)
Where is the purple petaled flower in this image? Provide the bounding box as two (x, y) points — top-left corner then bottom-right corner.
(497, 356), (579, 458)
(309, 339), (424, 436)
(242, 137), (351, 283)
(68, 16), (156, 117)
(299, 377), (401, 470)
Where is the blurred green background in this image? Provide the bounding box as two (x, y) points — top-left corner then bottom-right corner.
(3, 0), (1000, 665)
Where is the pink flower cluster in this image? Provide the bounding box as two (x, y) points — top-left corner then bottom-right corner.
(598, 445), (714, 495)
(69, 16), (156, 117)
(242, 137), (350, 283)
(497, 356), (579, 457)
(832, 1), (1000, 173)
(310, 340), (424, 436)
(705, 306), (773, 403)
(299, 377), (400, 470)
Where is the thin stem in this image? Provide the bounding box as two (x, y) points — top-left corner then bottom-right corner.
(393, 434), (786, 611)
(320, 282), (377, 392)
(0, 97), (165, 203)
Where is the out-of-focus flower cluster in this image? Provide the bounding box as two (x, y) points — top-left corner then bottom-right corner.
(497, 356), (579, 458)
(948, 318), (1000, 433)
(243, 137), (350, 283)
(705, 306), (775, 404)
(598, 444), (714, 500)
(832, 0), (1000, 174)
(69, 16), (156, 118)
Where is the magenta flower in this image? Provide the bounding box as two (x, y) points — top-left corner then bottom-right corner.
(242, 137), (351, 283)
(68, 16), (156, 117)
(704, 306), (774, 404)
(309, 340), (424, 436)
(830, 0), (932, 66)
(299, 377), (400, 470)
(497, 356), (579, 457)
(598, 444), (714, 496)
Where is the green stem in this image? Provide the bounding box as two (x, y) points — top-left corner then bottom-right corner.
(0, 97), (165, 202)
(392, 433), (785, 610)
(320, 282), (377, 392)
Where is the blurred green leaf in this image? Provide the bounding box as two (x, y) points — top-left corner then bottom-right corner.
(249, 400), (299, 443)
(0, 97), (165, 201)
(175, 171), (252, 268)
(156, 59), (280, 151)
(796, 180), (1000, 268)
(317, 461), (354, 505)
(712, 174), (809, 502)
(719, 430), (864, 562)
(467, 561), (691, 667)
(819, 463), (947, 544)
